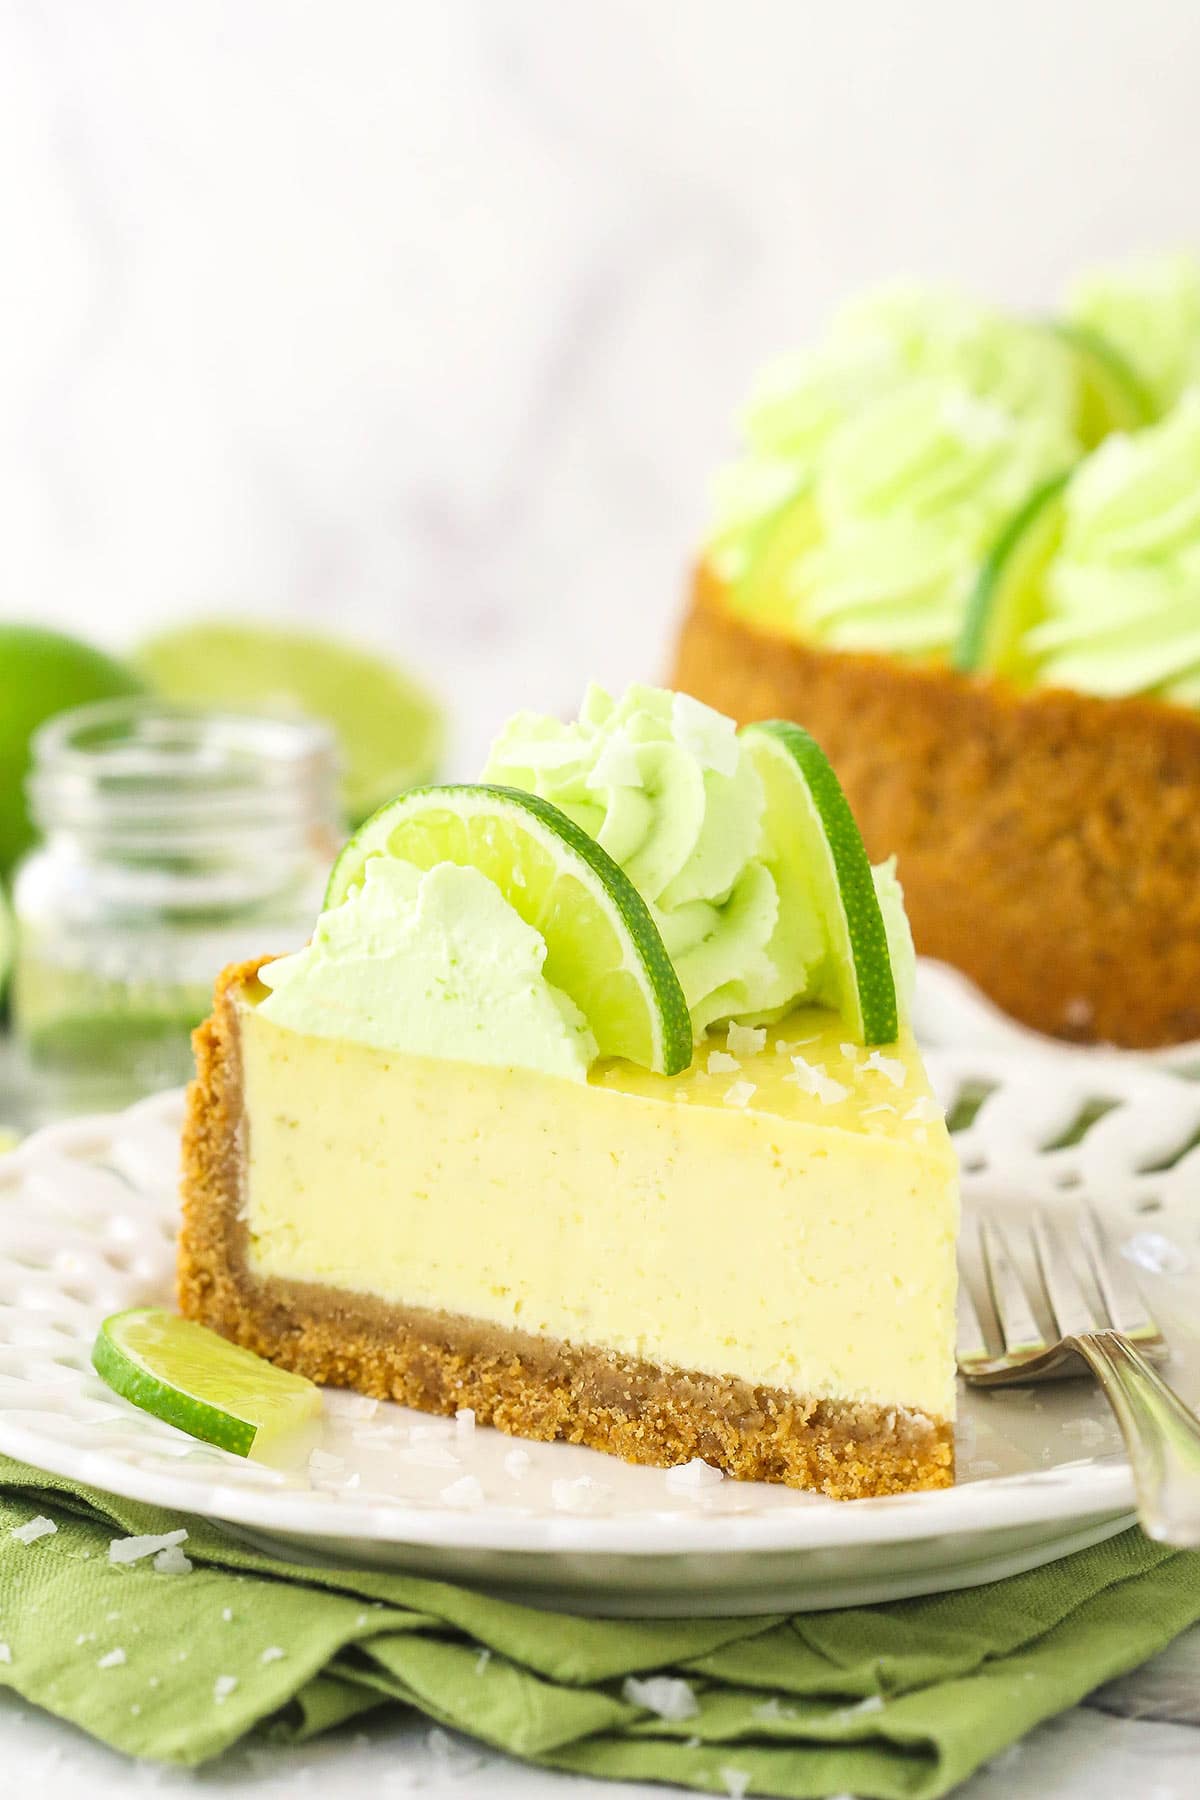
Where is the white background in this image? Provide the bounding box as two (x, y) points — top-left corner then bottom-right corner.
(3, 0), (1200, 770)
(2, 5), (1200, 1790)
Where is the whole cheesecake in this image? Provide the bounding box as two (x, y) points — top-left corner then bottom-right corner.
(672, 256), (1200, 1049)
(179, 684), (959, 1499)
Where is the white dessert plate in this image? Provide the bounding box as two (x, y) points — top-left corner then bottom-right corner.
(0, 1051), (1197, 1617)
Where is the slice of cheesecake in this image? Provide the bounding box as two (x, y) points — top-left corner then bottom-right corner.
(180, 960), (957, 1499)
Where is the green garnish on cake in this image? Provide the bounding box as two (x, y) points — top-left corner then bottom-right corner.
(707, 251), (1200, 704)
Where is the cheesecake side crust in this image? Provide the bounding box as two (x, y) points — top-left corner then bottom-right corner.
(672, 563), (1200, 1050)
(178, 963), (953, 1500)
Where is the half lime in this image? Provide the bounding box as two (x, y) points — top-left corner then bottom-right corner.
(93, 1309), (321, 1458)
(742, 720), (898, 1045)
(136, 621), (444, 823)
(955, 472), (1069, 679)
(325, 784), (693, 1075)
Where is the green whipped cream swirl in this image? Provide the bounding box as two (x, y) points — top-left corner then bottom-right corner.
(259, 858), (598, 1081)
(792, 380), (1076, 657)
(1067, 252), (1200, 417)
(1028, 395), (1200, 700)
(483, 684), (827, 1036)
(709, 280), (1082, 649)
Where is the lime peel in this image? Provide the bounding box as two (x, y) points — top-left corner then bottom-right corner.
(955, 472), (1070, 678)
(92, 1308), (321, 1458)
(742, 721), (899, 1046)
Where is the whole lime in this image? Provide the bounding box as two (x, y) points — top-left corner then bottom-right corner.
(0, 624), (146, 876)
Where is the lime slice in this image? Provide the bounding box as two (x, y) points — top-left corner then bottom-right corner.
(135, 622), (444, 823)
(1051, 319), (1157, 444)
(0, 625), (145, 877)
(742, 721), (898, 1045)
(731, 489), (821, 625)
(92, 1308), (321, 1457)
(326, 784), (693, 1075)
(955, 472), (1070, 679)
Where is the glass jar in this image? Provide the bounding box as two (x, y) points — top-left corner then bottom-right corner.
(12, 699), (343, 1114)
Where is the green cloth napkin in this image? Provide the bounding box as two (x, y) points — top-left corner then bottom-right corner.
(3, 1456), (1199, 1797)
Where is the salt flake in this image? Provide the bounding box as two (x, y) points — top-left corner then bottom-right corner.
(665, 1457), (724, 1493)
(260, 1646), (286, 1665)
(622, 1674), (699, 1722)
(153, 1545), (193, 1576)
(726, 1024), (766, 1059)
(504, 1447), (531, 1478)
(11, 1516), (56, 1546)
(551, 1475), (613, 1515)
(97, 1648), (126, 1669)
(109, 1529), (188, 1566)
(787, 1058), (849, 1105)
(307, 1449), (344, 1479)
(0, 1644), (10, 1665)
(440, 1475), (485, 1509)
(213, 1674), (238, 1704)
(455, 1407), (476, 1440)
(707, 1051), (740, 1074)
(865, 1051), (906, 1087)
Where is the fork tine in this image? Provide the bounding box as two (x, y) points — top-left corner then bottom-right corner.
(956, 1245), (992, 1368)
(1079, 1203), (1164, 1346)
(1033, 1210), (1097, 1340)
(981, 1218), (1049, 1357)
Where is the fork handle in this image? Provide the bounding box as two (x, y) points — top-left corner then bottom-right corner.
(1072, 1332), (1200, 1548)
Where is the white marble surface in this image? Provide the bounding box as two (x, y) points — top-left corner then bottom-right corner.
(4, 2), (1200, 1789)
(5, 0), (1200, 772)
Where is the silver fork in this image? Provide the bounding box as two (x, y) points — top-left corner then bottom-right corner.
(959, 1202), (1200, 1546)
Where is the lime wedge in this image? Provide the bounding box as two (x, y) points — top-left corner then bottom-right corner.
(742, 721), (898, 1045)
(135, 622), (444, 823)
(955, 472), (1070, 679)
(1051, 319), (1157, 444)
(92, 1309), (321, 1457)
(326, 784), (693, 1074)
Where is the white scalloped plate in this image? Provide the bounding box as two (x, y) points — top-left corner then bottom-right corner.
(1, 1051), (1198, 1616)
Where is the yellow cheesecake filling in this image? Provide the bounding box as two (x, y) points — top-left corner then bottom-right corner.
(238, 1000), (958, 1422)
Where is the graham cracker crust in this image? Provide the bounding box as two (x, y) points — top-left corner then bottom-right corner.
(178, 961), (953, 1500)
(672, 563), (1200, 1050)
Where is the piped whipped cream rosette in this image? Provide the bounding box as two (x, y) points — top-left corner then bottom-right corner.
(1027, 394), (1200, 701)
(1067, 251), (1200, 418)
(792, 380), (1076, 659)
